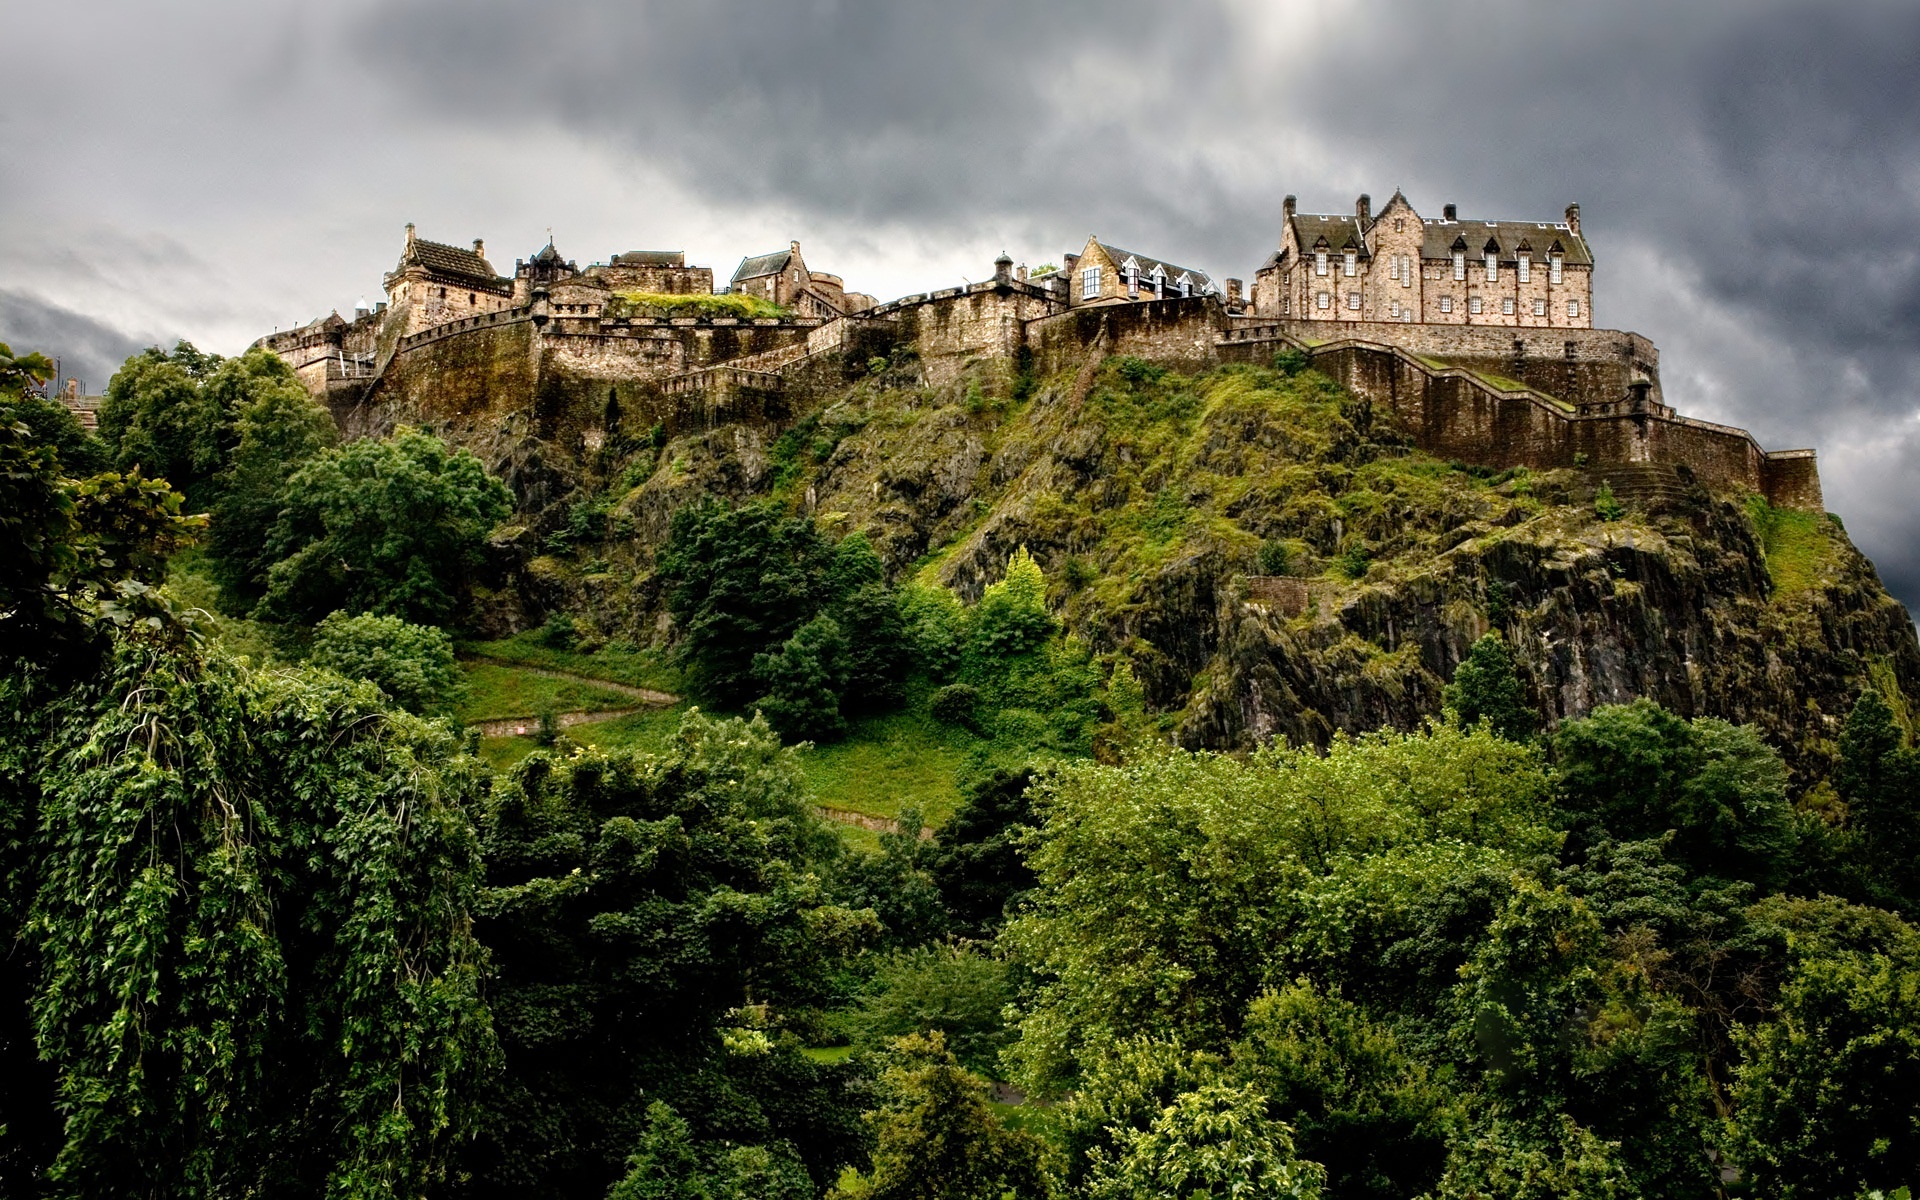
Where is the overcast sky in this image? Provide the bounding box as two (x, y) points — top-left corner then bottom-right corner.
(5, 0), (1919, 613)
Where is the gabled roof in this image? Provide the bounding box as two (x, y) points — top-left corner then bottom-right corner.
(732, 249), (793, 283)
(1419, 218), (1592, 265)
(1287, 214), (1368, 257)
(1095, 242), (1216, 292)
(399, 235), (503, 286)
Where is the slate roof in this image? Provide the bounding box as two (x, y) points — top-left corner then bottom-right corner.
(731, 249), (793, 283)
(1279, 210), (1594, 267)
(400, 236), (504, 287)
(1419, 218), (1592, 266)
(1096, 242), (1217, 292)
(614, 250), (686, 266)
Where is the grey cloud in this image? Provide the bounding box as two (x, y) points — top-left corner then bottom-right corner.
(0, 290), (154, 395)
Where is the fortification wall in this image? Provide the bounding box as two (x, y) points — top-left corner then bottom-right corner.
(1027, 296), (1225, 376)
(1222, 318), (1660, 408)
(864, 282), (1059, 388)
(352, 316), (539, 438)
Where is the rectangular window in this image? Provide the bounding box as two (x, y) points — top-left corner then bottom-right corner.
(1282, 295), (1291, 314)
(1439, 295), (1453, 313)
(1469, 296), (1483, 314)
(1453, 252), (1466, 280)
(1502, 297), (1516, 315)
(1568, 299), (1581, 318)
(1344, 251), (1357, 277)
(1347, 291), (1362, 310)
(1403, 255), (1414, 287)
(1081, 266), (1101, 299)
(1315, 251), (1329, 276)
(1484, 253), (1497, 282)
(1389, 301), (1399, 318)
(1402, 308), (1414, 322)
(1517, 256), (1530, 283)
(1316, 290), (1330, 310)
(1388, 256), (1399, 281)
(1549, 255), (1564, 284)
(1532, 298), (1547, 316)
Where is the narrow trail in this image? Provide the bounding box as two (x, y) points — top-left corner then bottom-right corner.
(462, 659), (680, 707)
(815, 805), (935, 841)
(461, 660), (680, 739)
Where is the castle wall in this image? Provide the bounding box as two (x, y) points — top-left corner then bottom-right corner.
(1027, 296), (1224, 375)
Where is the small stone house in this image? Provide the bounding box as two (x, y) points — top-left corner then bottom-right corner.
(1251, 191), (1594, 328)
(382, 224), (514, 335)
(1063, 237), (1218, 306)
(728, 240), (873, 318)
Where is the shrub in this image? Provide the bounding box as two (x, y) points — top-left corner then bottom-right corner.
(308, 610), (464, 716)
(1273, 347), (1311, 376)
(1258, 539), (1293, 576)
(931, 683), (982, 729)
(1334, 543), (1373, 580)
(539, 610), (578, 650)
(1593, 482), (1625, 521)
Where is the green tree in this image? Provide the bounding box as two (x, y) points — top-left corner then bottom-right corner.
(924, 764), (1040, 938)
(1554, 700), (1794, 887)
(1836, 688), (1920, 904)
(1086, 1082), (1326, 1200)
(308, 610), (465, 716)
(96, 341), (231, 505)
(1231, 981), (1450, 1200)
(1728, 949), (1920, 1200)
(752, 613), (850, 740)
(846, 1032), (1049, 1200)
(205, 350), (337, 610)
(1426, 1115), (1636, 1200)
(847, 944), (1014, 1077)
(968, 546), (1056, 660)
(256, 426), (511, 626)
(1445, 632), (1537, 741)
(607, 1102), (813, 1200)
(457, 711), (870, 1198)
(1, 641), (494, 1198)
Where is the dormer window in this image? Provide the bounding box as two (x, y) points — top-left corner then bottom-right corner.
(1343, 250), (1357, 277)
(1081, 265), (1102, 299)
(1453, 251), (1466, 280)
(1315, 250), (1329, 276)
(1151, 265), (1166, 298)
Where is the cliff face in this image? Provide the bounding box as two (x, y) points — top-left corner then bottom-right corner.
(443, 348), (1914, 779)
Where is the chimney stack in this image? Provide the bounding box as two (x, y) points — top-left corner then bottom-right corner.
(473, 238), (485, 257)
(1564, 203), (1581, 234)
(1356, 193), (1372, 225)
(1283, 194), (1297, 220)
(1443, 203), (1457, 220)
(405, 222), (417, 246)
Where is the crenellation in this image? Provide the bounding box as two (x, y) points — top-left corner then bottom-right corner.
(258, 211), (1823, 511)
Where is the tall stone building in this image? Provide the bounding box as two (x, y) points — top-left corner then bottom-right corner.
(1252, 191), (1593, 329)
(728, 240), (875, 318)
(1063, 236), (1219, 305)
(383, 224), (515, 335)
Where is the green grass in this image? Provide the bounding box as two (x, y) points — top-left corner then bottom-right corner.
(800, 1045), (856, 1064)
(1747, 495), (1832, 598)
(456, 662), (641, 723)
(798, 708), (985, 828)
(459, 632), (682, 691)
(475, 703), (691, 771)
(609, 291), (789, 320)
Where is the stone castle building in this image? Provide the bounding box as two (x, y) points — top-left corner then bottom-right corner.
(253, 200), (1822, 513)
(1252, 191), (1593, 328)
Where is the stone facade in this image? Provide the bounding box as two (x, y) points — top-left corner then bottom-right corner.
(1253, 191), (1594, 330)
(728, 240), (875, 318)
(259, 215), (1823, 513)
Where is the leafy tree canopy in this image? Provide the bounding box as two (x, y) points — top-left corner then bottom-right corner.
(308, 610), (465, 716)
(1444, 632), (1537, 741)
(256, 425), (511, 627)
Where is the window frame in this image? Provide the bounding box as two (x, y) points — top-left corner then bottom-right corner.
(1080, 265), (1102, 300)
(1568, 299), (1581, 319)
(1343, 250), (1358, 277)
(1347, 291), (1362, 311)
(1316, 290), (1331, 310)
(1439, 295), (1453, 313)
(1549, 255), (1564, 284)
(1468, 296), (1484, 315)
(1484, 252), (1498, 282)
(1315, 251), (1329, 276)
(1453, 251), (1467, 281)
(1517, 255), (1531, 283)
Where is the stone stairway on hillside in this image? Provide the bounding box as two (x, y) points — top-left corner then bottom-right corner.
(1587, 463), (1700, 512)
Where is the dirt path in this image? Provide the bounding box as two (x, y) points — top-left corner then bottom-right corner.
(815, 805), (935, 841)
(463, 660), (680, 707)
(469, 708), (659, 738)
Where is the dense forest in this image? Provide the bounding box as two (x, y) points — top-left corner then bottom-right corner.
(3, 337), (1918, 1199)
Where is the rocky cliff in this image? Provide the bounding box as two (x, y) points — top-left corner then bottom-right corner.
(433, 347), (1915, 781)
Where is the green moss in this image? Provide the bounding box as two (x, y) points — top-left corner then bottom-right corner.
(1746, 495), (1832, 598)
(607, 291), (789, 320)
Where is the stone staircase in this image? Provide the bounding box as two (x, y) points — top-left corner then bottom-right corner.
(1587, 463), (1698, 511)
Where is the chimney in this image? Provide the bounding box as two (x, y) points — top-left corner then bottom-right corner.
(1016, 264), (1028, 283)
(790, 240), (802, 256)
(1442, 203), (1457, 221)
(1564, 203), (1581, 235)
(473, 238), (485, 258)
(1356, 193), (1372, 225)
(405, 222), (416, 245)
(1226, 278), (1244, 309)
(1283, 194), (1296, 220)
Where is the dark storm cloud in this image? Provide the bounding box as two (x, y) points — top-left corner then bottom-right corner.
(0, 290), (152, 396)
(354, 0), (1246, 256)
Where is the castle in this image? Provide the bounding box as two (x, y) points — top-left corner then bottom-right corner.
(254, 195), (1822, 511)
